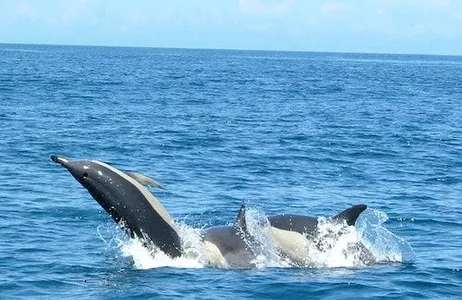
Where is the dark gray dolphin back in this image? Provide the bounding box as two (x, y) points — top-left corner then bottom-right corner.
(268, 204), (368, 235)
(202, 204), (256, 268)
(268, 214), (319, 236)
(202, 225), (253, 267)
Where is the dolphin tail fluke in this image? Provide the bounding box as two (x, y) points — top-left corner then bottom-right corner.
(333, 204), (367, 226)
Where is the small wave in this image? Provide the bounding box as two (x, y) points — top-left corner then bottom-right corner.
(424, 176), (461, 185)
(1, 48), (44, 53)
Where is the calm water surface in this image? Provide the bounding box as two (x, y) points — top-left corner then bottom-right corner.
(0, 44), (461, 299)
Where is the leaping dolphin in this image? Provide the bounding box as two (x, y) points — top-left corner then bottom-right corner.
(50, 155), (182, 258)
(51, 155), (373, 268)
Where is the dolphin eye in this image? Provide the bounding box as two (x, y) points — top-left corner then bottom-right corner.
(82, 172), (89, 179)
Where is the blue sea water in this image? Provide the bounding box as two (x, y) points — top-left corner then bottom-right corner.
(0, 44), (461, 299)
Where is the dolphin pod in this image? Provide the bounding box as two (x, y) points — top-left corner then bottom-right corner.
(51, 155), (374, 268)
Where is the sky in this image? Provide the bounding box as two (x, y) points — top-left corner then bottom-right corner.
(0, 0), (461, 55)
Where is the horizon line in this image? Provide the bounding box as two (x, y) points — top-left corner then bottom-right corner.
(1, 41), (461, 58)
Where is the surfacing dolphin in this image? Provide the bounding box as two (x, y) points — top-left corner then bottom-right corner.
(267, 205), (374, 266)
(51, 155), (373, 268)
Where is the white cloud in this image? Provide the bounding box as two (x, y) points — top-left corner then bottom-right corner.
(237, 0), (294, 15)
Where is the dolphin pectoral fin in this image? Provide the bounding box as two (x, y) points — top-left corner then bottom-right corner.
(126, 172), (165, 189)
(332, 204), (367, 226)
(235, 202), (247, 232)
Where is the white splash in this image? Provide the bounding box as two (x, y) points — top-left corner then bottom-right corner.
(100, 208), (414, 270)
(355, 209), (415, 263)
(305, 217), (368, 268)
(245, 208), (292, 268)
(118, 238), (204, 270)
(110, 223), (206, 270)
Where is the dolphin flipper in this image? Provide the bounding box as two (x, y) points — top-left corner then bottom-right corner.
(332, 204), (367, 226)
(126, 172), (165, 189)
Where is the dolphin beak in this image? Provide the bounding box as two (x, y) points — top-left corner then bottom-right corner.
(50, 155), (70, 166)
(50, 155), (87, 182)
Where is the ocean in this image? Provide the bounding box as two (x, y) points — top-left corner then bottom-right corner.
(0, 44), (461, 299)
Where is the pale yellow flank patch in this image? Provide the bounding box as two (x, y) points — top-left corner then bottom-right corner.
(92, 161), (175, 228)
(270, 226), (311, 265)
(203, 241), (228, 268)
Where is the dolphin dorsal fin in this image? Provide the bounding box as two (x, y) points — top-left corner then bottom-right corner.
(333, 204), (367, 226)
(235, 203), (247, 231)
(127, 172), (165, 189)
